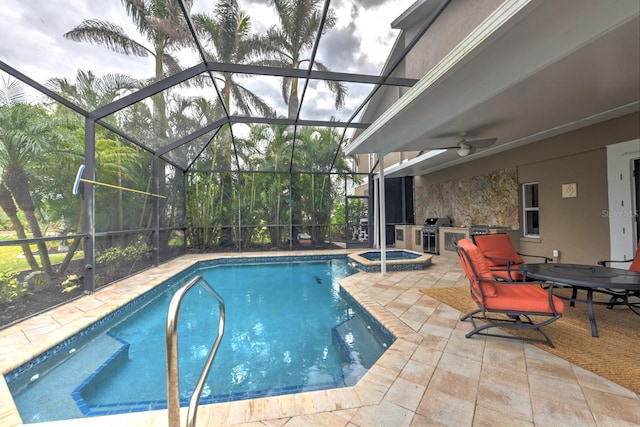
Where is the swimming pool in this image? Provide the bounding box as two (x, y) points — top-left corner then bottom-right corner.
(6, 256), (394, 423)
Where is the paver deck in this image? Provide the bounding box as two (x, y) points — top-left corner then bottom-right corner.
(1, 251), (638, 426)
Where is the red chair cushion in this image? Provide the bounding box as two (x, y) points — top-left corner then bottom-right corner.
(474, 234), (524, 267)
(491, 268), (524, 282)
(484, 283), (565, 314)
(457, 239), (497, 297)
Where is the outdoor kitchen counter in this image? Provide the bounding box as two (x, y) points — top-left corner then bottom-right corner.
(438, 227), (470, 258)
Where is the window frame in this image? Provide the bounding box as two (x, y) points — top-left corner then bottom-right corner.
(522, 182), (540, 238)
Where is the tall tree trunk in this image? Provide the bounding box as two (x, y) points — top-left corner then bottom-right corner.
(3, 169), (54, 275)
(0, 182), (40, 270)
(287, 65), (302, 242)
(288, 76), (299, 120)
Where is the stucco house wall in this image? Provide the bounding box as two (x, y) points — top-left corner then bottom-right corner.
(352, 0), (639, 263)
(413, 113), (639, 263)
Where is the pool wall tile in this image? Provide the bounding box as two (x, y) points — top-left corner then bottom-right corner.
(4, 253), (396, 421)
(5, 254), (349, 384)
(348, 250), (432, 272)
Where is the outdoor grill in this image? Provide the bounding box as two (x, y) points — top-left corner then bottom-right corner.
(469, 225), (513, 236)
(422, 217), (451, 254)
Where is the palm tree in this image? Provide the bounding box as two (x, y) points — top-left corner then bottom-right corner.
(262, 0), (347, 119)
(46, 70), (140, 111)
(63, 0), (194, 137)
(252, 0), (348, 243)
(0, 78), (39, 270)
(293, 125), (351, 241)
(45, 70), (143, 273)
(192, 0), (275, 119)
(0, 183), (39, 270)
(191, 0), (278, 246)
(254, 123), (293, 246)
(0, 81), (56, 275)
(64, 2), (198, 266)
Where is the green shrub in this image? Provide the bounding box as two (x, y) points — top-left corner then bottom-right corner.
(96, 244), (151, 285)
(0, 269), (28, 304)
(97, 244), (151, 265)
(61, 274), (80, 293)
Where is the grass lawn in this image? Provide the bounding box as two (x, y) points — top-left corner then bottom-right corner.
(0, 243), (83, 273)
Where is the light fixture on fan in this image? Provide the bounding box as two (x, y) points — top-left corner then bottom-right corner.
(434, 133), (497, 157)
(456, 142), (472, 157)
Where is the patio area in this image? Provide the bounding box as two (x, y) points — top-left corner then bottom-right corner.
(1, 250), (639, 426)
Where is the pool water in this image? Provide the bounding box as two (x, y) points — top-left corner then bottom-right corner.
(8, 258), (394, 423)
(359, 250), (421, 261)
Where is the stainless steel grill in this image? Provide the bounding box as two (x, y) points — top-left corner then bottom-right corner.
(422, 217), (451, 254)
(469, 225), (512, 236)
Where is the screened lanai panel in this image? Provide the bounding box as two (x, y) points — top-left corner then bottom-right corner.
(297, 81), (376, 124)
(0, 0), (202, 111)
(186, 170), (294, 250)
(289, 126), (348, 173)
(236, 171), (292, 249)
(94, 231), (154, 288)
(189, 121), (297, 172)
(291, 172), (333, 242)
(0, 85), (87, 281)
(310, 0), (414, 76)
(194, 129), (241, 172)
(224, 74), (297, 120)
(159, 160), (186, 229)
(104, 72), (225, 154)
(0, 79), (85, 241)
(162, 126), (219, 170)
(93, 146), (155, 233)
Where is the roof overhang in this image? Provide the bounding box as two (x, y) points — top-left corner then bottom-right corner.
(345, 0), (640, 177)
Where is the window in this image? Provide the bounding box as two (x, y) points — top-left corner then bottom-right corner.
(523, 182), (539, 237)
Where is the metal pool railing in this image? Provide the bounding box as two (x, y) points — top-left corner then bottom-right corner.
(165, 275), (226, 427)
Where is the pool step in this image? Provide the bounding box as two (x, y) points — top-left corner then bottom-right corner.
(72, 334), (130, 415)
(10, 334), (128, 423)
(333, 315), (388, 385)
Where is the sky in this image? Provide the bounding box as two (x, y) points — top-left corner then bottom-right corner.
(0, 0), (418, 123)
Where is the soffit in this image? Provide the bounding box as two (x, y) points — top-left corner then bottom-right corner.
(344, 0), (640, 177)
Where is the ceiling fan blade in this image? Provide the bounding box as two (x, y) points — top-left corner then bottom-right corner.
(467, 138), (497, 148)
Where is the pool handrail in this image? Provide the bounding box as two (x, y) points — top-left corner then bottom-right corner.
(166, 275), (226, 427)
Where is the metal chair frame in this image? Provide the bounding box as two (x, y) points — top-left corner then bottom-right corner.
(597, 259), (640, 315)
(456, 241), (563, 348)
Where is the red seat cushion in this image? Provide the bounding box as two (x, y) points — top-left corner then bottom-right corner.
(491, 268), (524, 282)
(484, 283), (565, 314)
(457, 239), (497, 297)
(474, 234), (524, 267)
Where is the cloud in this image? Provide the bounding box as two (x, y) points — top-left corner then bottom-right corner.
(1, 0), (157, 86)
(1, 0), (415, 126)
(240, 0), (279, 33)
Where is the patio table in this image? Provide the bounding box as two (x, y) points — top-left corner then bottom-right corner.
(519, 263), (640, 337)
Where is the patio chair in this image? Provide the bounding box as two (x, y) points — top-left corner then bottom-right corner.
(597, 241), (640, 315)
(455, 238), (564, 347)
(472, 233), (552, 281)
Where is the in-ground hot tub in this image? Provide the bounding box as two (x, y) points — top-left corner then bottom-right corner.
(348, 249), (432, 272)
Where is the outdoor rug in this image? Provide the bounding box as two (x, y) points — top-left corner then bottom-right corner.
(420, 286), (640, 394)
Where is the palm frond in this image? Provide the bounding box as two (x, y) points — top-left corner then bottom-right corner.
(235, 85), (276, 118)
(0, 76), (27, 106)
(64, 19), (151, 57)
(313, 61), (347, 109)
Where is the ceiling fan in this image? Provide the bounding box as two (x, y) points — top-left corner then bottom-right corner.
(437, 133), (497, 157)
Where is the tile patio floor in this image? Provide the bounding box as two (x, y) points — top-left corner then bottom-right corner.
(1, 250), (639, 426)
